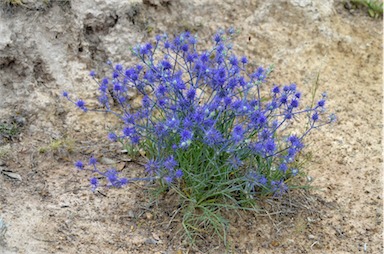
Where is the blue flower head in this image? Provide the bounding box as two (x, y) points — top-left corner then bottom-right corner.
(90, 177), (98, 191)
(312, 112), (319, 122)
(186, 88), (196, 101)
(75, 161), (84, 170)
(272, 86), (280, 94)
(232, 125), (244, 143)
(115, 64), (123, 71)
(145, 160), (159, 176)
(180, 129), (193, 144)
(175, 169), (183, 179)
(271, 180), (288, 197)
(264, 139), (276, 155)
(164, 156), (178, 171)
(76, 100), (87, 112)
(89, 157), (97, 166)
(90, 70), (96, 78)
(108, 132), (118, 142)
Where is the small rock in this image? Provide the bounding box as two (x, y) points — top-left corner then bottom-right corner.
(116, 162), (126, 171)
(101, 157), (117, 165)
(145, 212), (154, 220)
(131, 96), (143, 110)
(308, 234), (316, 240)
(144, 238), (158, 245)
(127, 88), (137, 98)
(12, 116), (26, 127)
(127, 210), (135, 218)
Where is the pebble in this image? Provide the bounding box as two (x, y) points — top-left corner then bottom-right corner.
(101, 157), (117, 165)
(145, 212), (154, 220)
(308, 234), (316, 240)
(127, 210), (135, 218)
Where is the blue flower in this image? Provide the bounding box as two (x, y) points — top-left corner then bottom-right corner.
(175, 169), (183, 179)
(156, 85), (167, 96)
(164, 156), (178, 170)
(130, 135), (140, 145)
(140, 45), (149, 55)
(123, 127), (135, 137)
(108, 132), (118, 142)
(90, 70), (96, 78)
(99, 83), (108, 92)
(145, 160), (159, 176)
(288, 135), (303, 150)
(290, 99), (299, 108)
(181, 44), (189, 52)
(104, 169), (128, 188)
(241, 56), (248, 64)
(90, 177), (98, 185)
(142, 95), (151, 108)
(186, 88), (196, 101)
(204, 128), (223, 146)
(113, 82), (122, 91)
(89, 157), (97, 166)
(232, 125), (244, 142)
(180, 129), (193, 142)
(122, 113), (135, 124)
(264, 139), (276, 154)
(271, 180), (288, 196)
(76, 100), (87, 112)
(279, 163), (288, 173)
(229, 55), (238, 66)
(90, 177), (98, 191)
(280, 94), (288, 104)
(214, 33), (222, 43)
(312, 112), (319, 122)
(164, 175), (173, 184)
(272, 86), (280, 94)
(289, 83), (297, 91)
(252, 67), (265, 81)
(75, 161), (84, 170)
(115, 64), (123, 71)
(161, 60), (172, 70)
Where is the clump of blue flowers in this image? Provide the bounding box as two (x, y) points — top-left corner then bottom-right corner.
(64, 29), (335, 243)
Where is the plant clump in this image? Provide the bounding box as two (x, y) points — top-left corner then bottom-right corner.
(64, 29), (336, 244)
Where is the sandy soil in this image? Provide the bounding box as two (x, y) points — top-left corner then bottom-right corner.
(0, 0), (382, 253)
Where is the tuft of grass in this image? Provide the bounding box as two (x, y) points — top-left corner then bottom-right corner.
(2, 0), (24, 6)
(0, 123), (20, 142)
(38, 138), (75, 155)
(349, 0), (383, 18)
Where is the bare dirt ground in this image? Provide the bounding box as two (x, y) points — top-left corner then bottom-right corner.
(0, 0), (382, 253)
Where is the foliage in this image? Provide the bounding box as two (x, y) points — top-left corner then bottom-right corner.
(350, 0), (383, 18)
(64, 30), (335, 245)
(0, 122), (20, 142)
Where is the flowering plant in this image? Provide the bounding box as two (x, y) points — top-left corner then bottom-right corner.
(64, 30), (335, 243)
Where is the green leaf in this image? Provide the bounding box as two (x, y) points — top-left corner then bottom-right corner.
(368, 8), (375, 17)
